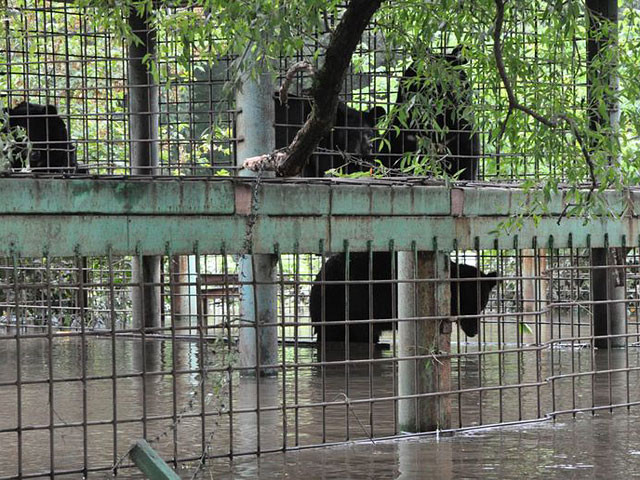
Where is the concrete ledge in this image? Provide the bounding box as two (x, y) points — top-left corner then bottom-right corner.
(0, 177), (636, 256)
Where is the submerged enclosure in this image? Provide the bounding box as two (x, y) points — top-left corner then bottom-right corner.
(1, 0), (639, 478)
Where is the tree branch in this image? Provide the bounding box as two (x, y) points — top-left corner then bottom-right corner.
(493, 0), (597, 198)
(243, 0), (384, 177)
(278, 61), (316, 106)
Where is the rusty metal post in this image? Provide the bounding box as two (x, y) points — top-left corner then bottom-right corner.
(128, 10), (161, 330)
(591, 247), (625, 348)
(397, 249), (451, 432)
(236, 65), (278, 376)
(587, 0), (624, 348)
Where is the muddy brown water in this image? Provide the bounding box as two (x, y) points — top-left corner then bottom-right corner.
(1, 331), (640, 478)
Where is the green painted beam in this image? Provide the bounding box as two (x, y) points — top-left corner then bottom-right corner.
(0, 177), (235, 215)
(0, 177), (637, 257)
(0, 213), (635, 257)
(129, 440), (181, 480)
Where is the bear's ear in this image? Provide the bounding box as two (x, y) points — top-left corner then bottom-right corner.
(366, 106), (386, 126)
(45, 104), (58, 115)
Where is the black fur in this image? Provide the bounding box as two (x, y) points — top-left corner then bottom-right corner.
(372, 48), (480, 179)
(3, 101), (76, 172)
(310, 252), (498, 343)
(274, 94), (378, 176)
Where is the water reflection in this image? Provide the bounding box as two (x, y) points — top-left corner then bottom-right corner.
(1, 332), (640, 477)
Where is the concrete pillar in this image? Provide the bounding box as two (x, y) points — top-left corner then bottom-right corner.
(587, 0), (622, 348)
(128, 10), (161, 330)
(236, 66), (278, 376)
(397, 250), (451, 432)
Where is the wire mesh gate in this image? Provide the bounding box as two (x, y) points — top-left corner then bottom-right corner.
(1, 179), (640, 478)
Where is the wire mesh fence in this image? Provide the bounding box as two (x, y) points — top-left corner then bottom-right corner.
(1, 0), (637, 478)
(1, 1), (603, 180)
(1, 243), (640, 476)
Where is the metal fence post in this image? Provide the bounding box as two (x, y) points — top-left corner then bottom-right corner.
(236, 66), (279, 376)
(587, 0), (624, 348)
(128, 10), (161, 330)
(397, 249), (451, 432)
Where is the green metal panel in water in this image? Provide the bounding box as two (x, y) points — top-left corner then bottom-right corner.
(0, 178), (636, 256)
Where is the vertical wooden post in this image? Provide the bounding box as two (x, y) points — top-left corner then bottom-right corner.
(128, 10), (161, 330)
(397, 249), (451, 432)
(236, 65), (279, 376)
(587, 0), (624, 348)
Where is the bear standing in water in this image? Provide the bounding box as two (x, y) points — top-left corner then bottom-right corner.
(310, 252), (498, 344)
(3, 101), (76, 172)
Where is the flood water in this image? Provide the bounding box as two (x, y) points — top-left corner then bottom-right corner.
(1, 330), (640, 478)
(206, 412), (640, 479)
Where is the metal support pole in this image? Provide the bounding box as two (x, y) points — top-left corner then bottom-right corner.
(236, 67), (278, 376)
(128, 11), (161, 330)
(587, 0), (623, 348)
(591, 247), (625, 348)
(397, 250), (451, 432)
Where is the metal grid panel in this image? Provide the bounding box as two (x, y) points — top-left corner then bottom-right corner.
(1, 1), (597, 181)
(2, 243), (640, 476)
(2, 0), (237, 175)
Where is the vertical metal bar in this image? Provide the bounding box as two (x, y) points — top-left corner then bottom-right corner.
(221, 248), (234, 458)
(367, 241), (374, 437)
(293, 245), (300, 447)
(604, 235), (613, 410)
(193, 244), (207, 464)
(475, 237), (483, 426)
(166, 243), (179, 465)
(503, 240), (511, 424)
(276, 244), (287, 450)
(250, 252), (262, 453)
(533, 237), (542, 420)
(319, 239), (327, 443)
(75, 247), (88, 476)
(412, 243), (418, 426)
(11, 250), (22, 478)
(45, 251), (54, 478)
(137, 246), (149, 442)
(344, 240), (350, 440)
(513, 238), (522, 421)
(452, 242), (462, 429)
(569, 235), (577, 417)
(107, 247), (118, 468)
(549, 236), (558, 417)
(389, 240), (398, 435)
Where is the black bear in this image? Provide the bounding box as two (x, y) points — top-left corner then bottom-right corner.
(274, 93), (382, 177)
(3, 101), (76, 172)
(310, 252), (498, 344)
(372, 48), (480, 179)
